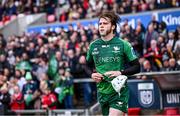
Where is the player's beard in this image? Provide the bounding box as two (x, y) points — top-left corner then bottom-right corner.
(99, 27), (112, 37)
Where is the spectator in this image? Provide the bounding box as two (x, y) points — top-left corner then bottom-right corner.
(46, 2), (56, 15)
(144, 39), (162, 70)
(0, 83), (11, 115)
(171, 0), (180, 7)
(157, 35), (166, 54)
(169, 58), (180, 71)
(89, 0), (104, 15)
(10, 85), (25, 111)
(141, 60), (157, 72)
(149, 15), (159, 32)
(41, 87), (57, 110)
(59, 10), (68, 22)
(14, 70), (26, 91)
(144, 23), (159, 52)
(137, 19), (146, 33)
(164, 43), (176, 59)
(54, 68), (74, 109)
(174, 26), (180, 52)
(63, 68), (74, 109)
(47, 54), (59, 80)
(0, 41), (5, 55)
(54, 67), (65, 100)
(39, 73), (50, 91)
(123, 25), (135, 42)
(139, 0), (149, 12)
(158, 21), (168, 37)
(67, 31), (80, 51)
(161, 54), (170, 71)
(133, 24), (144, 56)
(167, 32), (177, 52)
(0, 54), (11, 70)
(0, 5), (3, 21)
(157, 0), (171, 9)
(67, 49), (79, 79)
(76, 55), (93, 107)
(7, 50), (16, 67)
(22, 72), (38, 109)
(176, 49), (180, 66)
(33, 55), (48, 81)
(3, 68), (11, 80)
(139, 57), (146, 72)
(27, 42), (37, 59)
(0, 34), (6, 53)
(140, 60), (157, 79)
(175, 26), (180, 40)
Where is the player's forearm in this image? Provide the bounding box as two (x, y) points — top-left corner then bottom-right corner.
(86, 59), (95, 69)
(121, 59), (140, 75)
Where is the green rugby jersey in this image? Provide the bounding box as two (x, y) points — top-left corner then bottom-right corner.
(86, 37), (137, 94)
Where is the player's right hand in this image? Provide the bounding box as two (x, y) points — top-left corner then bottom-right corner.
(91, 73), (103, 83)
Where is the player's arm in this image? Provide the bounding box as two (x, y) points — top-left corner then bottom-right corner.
(104, 59), (140, 77)
(121, 58), (140, 75)
(86, 43), (103, 82)
(86, 43), (95, 69)
(122, 41), (140, 75)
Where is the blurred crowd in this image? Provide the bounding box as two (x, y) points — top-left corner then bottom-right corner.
(0, 0), (180, 115)
(0, 0), (180, 24)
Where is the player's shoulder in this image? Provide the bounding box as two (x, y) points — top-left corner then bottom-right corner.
(114, 37), (128, 45)
(117, 37), (132, 46)
(89, 39), (102, 46)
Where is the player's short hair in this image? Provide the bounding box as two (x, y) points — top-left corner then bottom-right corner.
(99, 11), (120, 33)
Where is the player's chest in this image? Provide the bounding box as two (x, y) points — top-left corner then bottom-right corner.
(92, 44), (124, 57)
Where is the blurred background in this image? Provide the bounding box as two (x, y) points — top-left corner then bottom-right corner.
(0, 0), (180, 115)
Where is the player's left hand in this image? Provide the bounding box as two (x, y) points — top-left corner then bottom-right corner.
(104, 71), (121, 78)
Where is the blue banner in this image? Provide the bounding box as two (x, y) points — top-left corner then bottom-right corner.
(158, 10), (180, 31)
(120, 13), (152, 29)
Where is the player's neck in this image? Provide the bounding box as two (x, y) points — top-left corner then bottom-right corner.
(101, 33), (115, 41)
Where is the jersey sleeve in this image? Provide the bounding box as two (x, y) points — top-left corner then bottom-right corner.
(124, 41), (137, 62)
(86, 43), (93, 63)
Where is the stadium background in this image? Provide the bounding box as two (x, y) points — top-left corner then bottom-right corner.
(0, 0), (180, 115)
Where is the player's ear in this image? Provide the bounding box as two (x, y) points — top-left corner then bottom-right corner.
(112, 25), (115, 30)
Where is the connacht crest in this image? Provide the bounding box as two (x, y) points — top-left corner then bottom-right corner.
(138, 83), (154, 107)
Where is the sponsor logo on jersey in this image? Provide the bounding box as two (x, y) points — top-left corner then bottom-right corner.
(117, 101), (123, 105)
(114, 46), (120, 51)
(96, 56), (120, 64)
(92, 51), (99, 55)
(116, 101), (123, 107)
(92, 48), (99, 55)
(113, 46), (120, 53)
(94, 48), (98, 51)
(102, 45), (110, 48)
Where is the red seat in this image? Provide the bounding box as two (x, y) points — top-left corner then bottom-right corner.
(164, 107), (179, 115)
(4, 20), (10, 25)
(0, 21), (3, 27)
(10, 15), (17, 20)
(47, 14), (56, 23)
(128, 108), (141, 115)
